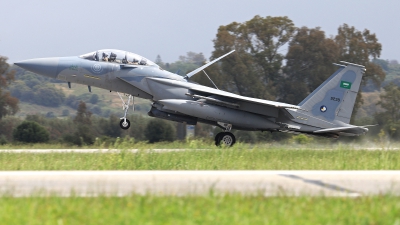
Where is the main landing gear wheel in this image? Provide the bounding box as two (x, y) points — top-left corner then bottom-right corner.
(215, 132), (236, 147)
(120, 119), (131, 130)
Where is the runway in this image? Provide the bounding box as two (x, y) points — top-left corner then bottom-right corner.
(0, 149), (185, 153)
(1, 171), (400, 197)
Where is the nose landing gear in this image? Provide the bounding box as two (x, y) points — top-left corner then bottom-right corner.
(117, 92), (134, 130)
(215, 122), (236, 147)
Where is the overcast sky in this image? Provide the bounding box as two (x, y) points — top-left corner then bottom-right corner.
(1, 0), (399, 64)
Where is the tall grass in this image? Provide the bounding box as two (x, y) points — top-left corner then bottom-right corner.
(0, 136), (397, 150)
(0, 147), (399, 170)
(0, 194), (398, 225)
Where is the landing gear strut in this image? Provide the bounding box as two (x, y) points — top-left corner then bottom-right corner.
(117, 92), (134, 130)
(215, 122), (236, 147)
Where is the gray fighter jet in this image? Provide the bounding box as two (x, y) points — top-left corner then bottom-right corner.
(15, 49), (370, 146)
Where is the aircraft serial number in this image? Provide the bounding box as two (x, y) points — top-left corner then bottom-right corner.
(69, 65), (78, 71)
(330, 97), (341, 102)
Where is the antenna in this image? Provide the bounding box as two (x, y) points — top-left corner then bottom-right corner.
(185, 50), (235, 79)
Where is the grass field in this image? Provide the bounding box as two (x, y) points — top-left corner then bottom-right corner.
(0, 145), (399, 170)
(0, 195), (398, 225)
(1, 143), (399, 224)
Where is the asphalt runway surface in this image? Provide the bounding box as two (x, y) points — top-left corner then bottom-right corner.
(1, 171), (399, 197)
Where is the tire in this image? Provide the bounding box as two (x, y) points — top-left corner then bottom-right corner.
(215, 132), (223, 146)
(215, 132), (236, 147)
(119, 119), (131, 130)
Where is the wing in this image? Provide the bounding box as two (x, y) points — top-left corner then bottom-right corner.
(146, 77), (300, 119)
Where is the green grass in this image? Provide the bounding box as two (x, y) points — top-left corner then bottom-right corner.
(0, 147), (400, 170)
(0, 138), (218, 149)
(0, 195), (399, 225)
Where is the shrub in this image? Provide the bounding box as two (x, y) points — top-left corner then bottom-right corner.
(89, 94), (99, 104)
(13, 121), (49, 143)
(292, 134), (313, 144)
(33, 85), (65, 107)
(144, 119), (175, 143)
(62, 109), (70, 116)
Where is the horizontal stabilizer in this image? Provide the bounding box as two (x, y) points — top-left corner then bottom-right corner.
(186, 50), (235, 78)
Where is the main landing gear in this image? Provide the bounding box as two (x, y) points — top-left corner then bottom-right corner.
(215, 122), (236, 147)
(117, 92), (134, 130)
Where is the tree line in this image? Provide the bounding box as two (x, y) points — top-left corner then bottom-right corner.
(190, 16), (385, 118)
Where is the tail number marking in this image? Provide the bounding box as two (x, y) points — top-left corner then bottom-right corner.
(330, 97), (341, 102)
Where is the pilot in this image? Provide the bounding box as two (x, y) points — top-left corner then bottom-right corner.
(109, 52), (117, 62)
(102, 53), (109, 62)
(139, 59), (147, 65)
(93, 52), (99, 61)
(122, 55), (128, 64)
(132, 58), (139, 65)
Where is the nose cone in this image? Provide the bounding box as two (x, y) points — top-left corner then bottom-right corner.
(15, 57), (59, 78)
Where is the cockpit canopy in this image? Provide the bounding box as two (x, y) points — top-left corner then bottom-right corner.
(80, 49), (156, 66)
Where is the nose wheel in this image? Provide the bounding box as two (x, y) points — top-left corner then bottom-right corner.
(120, 118), (131, 129)
(117, 92), (134, 130)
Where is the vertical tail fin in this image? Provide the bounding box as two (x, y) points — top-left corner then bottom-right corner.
(298, 62), (365, 124)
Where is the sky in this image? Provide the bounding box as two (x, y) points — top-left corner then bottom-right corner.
(1, 0), (399, 64)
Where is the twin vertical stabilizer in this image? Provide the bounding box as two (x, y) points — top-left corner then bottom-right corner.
(298, 62), (365, 124)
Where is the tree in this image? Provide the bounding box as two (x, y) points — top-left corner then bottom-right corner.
(335, 24), (385, 118)
(372, 58), (389, 72)
(0, 57), (19, 119)
(179, 52), (206, 66)
(64, 101), (94, 145)
(0, 116), (22, 142)
(9, 81), (35, 102)
(65, 94), (79, 109)
(164, 53), (204, 75)
(374, 83), (400, 139)
(13, 121), (49, 143)
(89, 94), (99, 104)
(281, 27), (339, 104)
(144, 119), (175, 143)
(74, 101), (92, 125)
(155, 55), (165, 68)
(335, 24), (385, 85)
(33, 84), (65, 107)
(99, 114), (121, 138)
(200, 15), (296, 100)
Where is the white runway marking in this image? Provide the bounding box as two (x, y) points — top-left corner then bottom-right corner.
(0, 149), (199, 153)
(0, 171), (399, 197)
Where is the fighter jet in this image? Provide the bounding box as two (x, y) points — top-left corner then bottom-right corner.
(15, 49), (370, 146)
